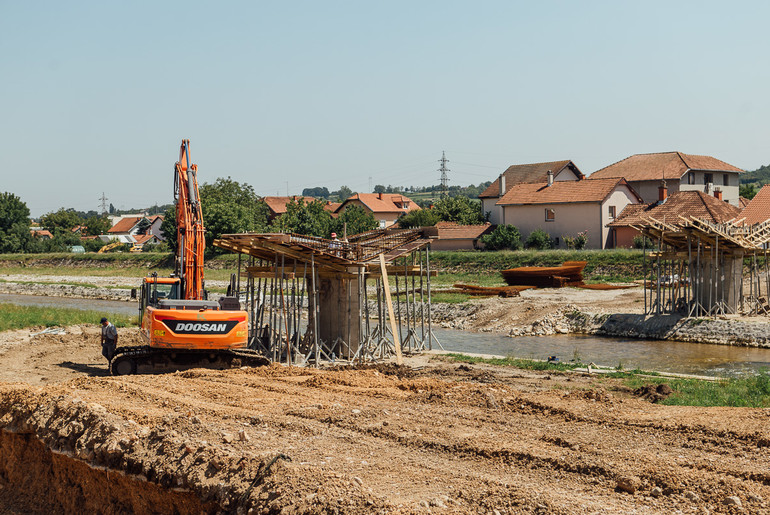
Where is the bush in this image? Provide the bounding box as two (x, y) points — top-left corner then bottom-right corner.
(563, 231), (588, 250)
(141, 242), (170, 253)
(480, 225), (522, 250)
(525, 228), (553, 250)
(633, 235), (654, 249)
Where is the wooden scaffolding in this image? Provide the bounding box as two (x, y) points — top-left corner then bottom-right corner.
(637, 217), (770, 316)
(213, 228), (440, 365)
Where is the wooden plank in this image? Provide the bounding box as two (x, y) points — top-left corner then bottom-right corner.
(243, 271), (296, 279)
(379, 253), (402, 365)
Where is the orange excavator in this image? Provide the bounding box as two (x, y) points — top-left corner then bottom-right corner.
(110, 140), (269, 375)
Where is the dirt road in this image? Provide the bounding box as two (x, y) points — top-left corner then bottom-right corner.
(0, 326), (768, 513)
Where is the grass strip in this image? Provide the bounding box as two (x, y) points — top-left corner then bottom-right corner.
(0, 303), (138, 331)
(619, 374), (770, 408)
(441, 352), (770, 407)
(440, 352), (582, 372)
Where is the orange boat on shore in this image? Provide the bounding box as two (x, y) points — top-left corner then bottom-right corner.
(501, 261), (587, 288)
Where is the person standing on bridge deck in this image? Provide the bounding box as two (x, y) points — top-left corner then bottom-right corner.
(100, 317), (118, 362)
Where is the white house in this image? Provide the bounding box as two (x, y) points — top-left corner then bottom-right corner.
(479, 160), (584, 225)
(496, 177), (642, 249)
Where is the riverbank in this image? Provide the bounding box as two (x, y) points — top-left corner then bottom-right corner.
(4, 271), (770, 348)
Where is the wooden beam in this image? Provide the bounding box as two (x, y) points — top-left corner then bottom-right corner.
(379, 253), (402, 365)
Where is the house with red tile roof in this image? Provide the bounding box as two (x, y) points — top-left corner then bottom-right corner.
(479, 160), (584, 225)
(336, 193), (420, 228)
(422, 222), (494, 250)
(496, 177), (642, 249)
(262, 196), (314, 220)
(740, 185), (770, 226)
(30, 229), (53, 240)
(103, 215), (164, 243)
(608, 190), (742, 248)
(262, 196), (341, 221)
(590, 152), (744, 207)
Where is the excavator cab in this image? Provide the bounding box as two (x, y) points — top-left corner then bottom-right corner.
(139, 276), (181, 323)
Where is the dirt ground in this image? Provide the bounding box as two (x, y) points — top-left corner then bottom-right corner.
(0, 326), (769, 513)
(445, 286), (645, 333)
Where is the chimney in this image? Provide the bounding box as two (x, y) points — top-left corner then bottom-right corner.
(499, 174), (506, 198)
(658, 180), (667, 202)
(378, 192), (383, 200)
(547, 170), (554, 187)
(714, 187), (723, 201)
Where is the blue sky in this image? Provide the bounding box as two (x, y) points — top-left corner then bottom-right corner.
(1, 1), (768, 216)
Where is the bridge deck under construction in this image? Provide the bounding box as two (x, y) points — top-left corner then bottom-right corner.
(213, 228), (439, 366)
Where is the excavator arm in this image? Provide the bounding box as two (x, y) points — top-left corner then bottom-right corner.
(174, 139), (206, 300)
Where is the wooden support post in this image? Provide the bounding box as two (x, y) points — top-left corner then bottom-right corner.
(379, 253), (403, 365)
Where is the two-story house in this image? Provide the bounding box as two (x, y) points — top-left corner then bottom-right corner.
(589, 152), (744, 207)
(478, 160), (584, 224)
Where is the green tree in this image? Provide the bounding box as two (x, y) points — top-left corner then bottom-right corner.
(333, 204), (378, 236)
(373, 184), (386, 194)
(301, 187), (330, 198)
(160, 206), (178, 250)
(480, 225), (522, 250)
(83, 215), (111, 236)
(135, 218), (152, 235)
(40, 208), (82, 232)
(526, 228), (554, 250)
(333, 185), (354, 202)
(397, 209), (440, 228)
(740, 183), (758, 200)
(270, 199), (333, 237)
(160, 177), (270, 252)
(0, 192), (32, 253)
(432, 196), (486, 225)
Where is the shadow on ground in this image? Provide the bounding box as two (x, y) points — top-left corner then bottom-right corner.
(57, 361), (109, 376)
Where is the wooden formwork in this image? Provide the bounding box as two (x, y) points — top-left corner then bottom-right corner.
(213, 228), (441, 366)
(635, 217), (770, 317)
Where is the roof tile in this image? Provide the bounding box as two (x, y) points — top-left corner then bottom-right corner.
(479, 160), (583, 198)
(740, 185), (770, 225)
(338, 193), (420, 214)
(591, 152), (743, 182)
(609, 190), (741, 227)
(496, 177), (637, 205)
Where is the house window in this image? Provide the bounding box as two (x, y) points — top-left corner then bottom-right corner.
(545, 208), (555, 222)
(723, 174), (729, 186)
(379, 220), (387, 229)
(704, 173), (713, 185)
(688, 172), (695, 185)
(608, 206), (616, 219)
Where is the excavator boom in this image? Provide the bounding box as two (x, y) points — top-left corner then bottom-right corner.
(175, 139), (206, 300)
(110, 140), (268, 375)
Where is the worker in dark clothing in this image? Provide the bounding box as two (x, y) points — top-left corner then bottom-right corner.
(100, 317), (118, 361)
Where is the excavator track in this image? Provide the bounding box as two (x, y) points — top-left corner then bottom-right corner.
(110, 346), (270, 376)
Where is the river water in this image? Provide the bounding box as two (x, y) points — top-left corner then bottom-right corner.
(3, 293), (770, 377)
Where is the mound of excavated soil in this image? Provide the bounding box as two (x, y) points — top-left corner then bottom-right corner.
(0, 328), (769, 513)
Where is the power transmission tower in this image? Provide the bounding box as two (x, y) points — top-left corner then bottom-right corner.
(99, 192), (109, 215)
(438, 151), (450, 198)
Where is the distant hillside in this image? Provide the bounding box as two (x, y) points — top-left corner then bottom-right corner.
(740, 164), (770, 186)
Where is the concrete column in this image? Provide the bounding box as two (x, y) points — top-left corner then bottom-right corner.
(317, 274), (362, 359)
(692, 250), (742, 313)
